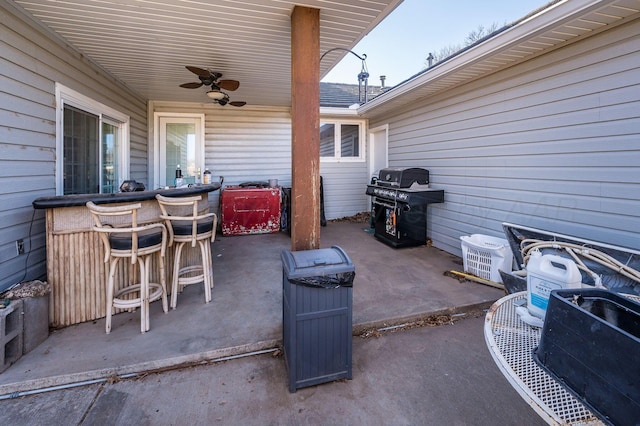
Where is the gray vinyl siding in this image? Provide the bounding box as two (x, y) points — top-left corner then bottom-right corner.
(370, 18), (640, 257)
(207, 107), (292, 215)
(150, 103), (292, 215)
(151, 102), (369, 220)
(320, 161), (369, 220)
(0, 4), (148, 292)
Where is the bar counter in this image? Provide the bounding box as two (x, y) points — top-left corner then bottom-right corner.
(33, 184), (221, 327)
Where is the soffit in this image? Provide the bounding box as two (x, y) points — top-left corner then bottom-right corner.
(12, 0), (402, 107)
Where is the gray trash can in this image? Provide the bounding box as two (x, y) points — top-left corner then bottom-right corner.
(281, 245), (355, 392)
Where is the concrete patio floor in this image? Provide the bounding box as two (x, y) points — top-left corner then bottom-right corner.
(0, 220), (505, 397)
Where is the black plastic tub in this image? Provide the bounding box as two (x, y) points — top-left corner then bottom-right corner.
(498, 270), (527, 294)
(533, 289), (640, 425)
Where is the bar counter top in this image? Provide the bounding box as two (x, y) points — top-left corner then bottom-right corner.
(32, 183), (221, 209)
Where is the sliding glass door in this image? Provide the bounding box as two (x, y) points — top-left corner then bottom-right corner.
(63, 106), (99, 194)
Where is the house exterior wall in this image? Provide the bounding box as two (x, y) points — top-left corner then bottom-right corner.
(369, 18), (640, 257)
(320, 161), (369, 220)
(151, 102), (292, 216)
(150, 102), (369, 220)
(0, 4), (148, 292)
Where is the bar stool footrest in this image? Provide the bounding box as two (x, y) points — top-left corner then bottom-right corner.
(113, 283), (165, 309)
(177, 265), (205, 286)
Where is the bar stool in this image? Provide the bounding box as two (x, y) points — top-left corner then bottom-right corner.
(86, 201), (168, 334)
(155, 194), (217, 309)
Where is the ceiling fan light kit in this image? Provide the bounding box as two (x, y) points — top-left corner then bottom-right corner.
(206, 90), (226, 100)
(180, 66), (246, 107)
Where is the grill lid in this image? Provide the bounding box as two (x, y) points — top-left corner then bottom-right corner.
(377, 167), (429, 188)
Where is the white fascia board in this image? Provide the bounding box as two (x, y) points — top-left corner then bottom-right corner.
(320, 107), (360, 117)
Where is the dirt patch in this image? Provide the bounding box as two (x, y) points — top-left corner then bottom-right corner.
(329, 212), (370, 224)
(1, 280), (50, 299)
(443, 270), (468, 283)
(357, 309), (486, 339)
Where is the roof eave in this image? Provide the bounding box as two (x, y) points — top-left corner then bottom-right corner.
(357, 0), (626, 117)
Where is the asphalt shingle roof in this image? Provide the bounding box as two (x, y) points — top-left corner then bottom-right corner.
(320, 82), (386, 108)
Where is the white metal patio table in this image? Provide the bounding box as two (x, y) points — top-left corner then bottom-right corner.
(484, 291), (606, 425)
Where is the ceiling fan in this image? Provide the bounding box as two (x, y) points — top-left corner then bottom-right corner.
(180, 66), (246, 107)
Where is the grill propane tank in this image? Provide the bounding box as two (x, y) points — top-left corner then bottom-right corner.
(527, 250), (582, 319)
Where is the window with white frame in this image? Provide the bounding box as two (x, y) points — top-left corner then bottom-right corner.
(320, 120), (365, 161)
(56, 84), (129, 195)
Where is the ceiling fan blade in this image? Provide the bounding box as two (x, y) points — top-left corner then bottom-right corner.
(180, 82), (204, 89)
(229, 101), (246, 107)
(185, 66), (211, 78)
(218, 80), (240, 91)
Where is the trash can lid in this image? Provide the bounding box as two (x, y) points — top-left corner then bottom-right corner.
(281, 245), (354, 278)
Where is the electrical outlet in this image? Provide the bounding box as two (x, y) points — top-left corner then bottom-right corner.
(16, 239), (24, 255)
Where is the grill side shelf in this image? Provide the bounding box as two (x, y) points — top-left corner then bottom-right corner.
(365, 185), (444, 205)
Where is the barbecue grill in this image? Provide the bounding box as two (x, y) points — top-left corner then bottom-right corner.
(365, 167), (444, 248)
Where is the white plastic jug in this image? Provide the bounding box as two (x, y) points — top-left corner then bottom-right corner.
(527, 250), (582, 319)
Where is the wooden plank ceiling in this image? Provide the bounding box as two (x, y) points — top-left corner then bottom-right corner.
(13, 0), (402, 106)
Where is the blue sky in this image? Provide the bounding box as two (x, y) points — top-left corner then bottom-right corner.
(322, 0), (551, 86)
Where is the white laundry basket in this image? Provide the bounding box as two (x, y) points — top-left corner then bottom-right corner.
(460, 234), (513, 283)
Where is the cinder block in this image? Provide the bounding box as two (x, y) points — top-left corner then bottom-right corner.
(22, 295), (49, 354)
(0, 299), (24, 373)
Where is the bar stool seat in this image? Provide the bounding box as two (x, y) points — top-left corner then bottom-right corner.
(87, 201), (168, 334)
(156, 194), (217, 309)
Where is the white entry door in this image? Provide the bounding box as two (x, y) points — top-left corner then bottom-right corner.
(155, 114), (204, 188)
(369, 124), (388, 180)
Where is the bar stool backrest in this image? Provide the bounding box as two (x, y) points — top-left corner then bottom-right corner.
(86, 201), (165, 265)
(155, 194), (217, 247)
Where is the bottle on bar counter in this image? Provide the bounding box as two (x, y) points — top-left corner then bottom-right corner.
(175, 165), (183, 187)
(203, 168), (211, 184)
